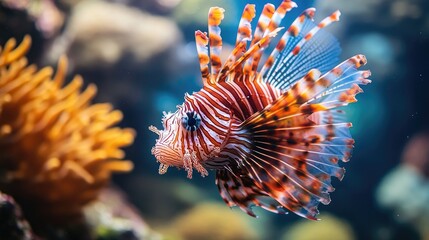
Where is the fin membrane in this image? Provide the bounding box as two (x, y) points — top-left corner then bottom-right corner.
(216, 165), (288, 217)
(263, 10), (342, 91)
(218, 56), (370, 219)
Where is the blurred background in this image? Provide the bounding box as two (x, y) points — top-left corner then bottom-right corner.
(0, 0), (428, 239)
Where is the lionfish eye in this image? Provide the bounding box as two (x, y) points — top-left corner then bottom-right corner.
(182, 111), (201, 132)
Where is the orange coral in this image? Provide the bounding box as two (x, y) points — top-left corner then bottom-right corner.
(0, 36), (135, 225)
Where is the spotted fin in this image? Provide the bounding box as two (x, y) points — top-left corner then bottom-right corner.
(218, 28), (283, 83)
(229, 4), (257, 80)
(307, 55), (372, 107)
(237, 112), (350, 218)
(261, 10), (342, 91)
(243, 3), (275, 74)
(208, 7), (225, 80)
(217, 0), (296, 83)
(224, 56), (371, 219)
(198, 3), (342, 89)
(245, 0), (297, 76)
(195, 30), (210, 85)
(235, 4), (256, 45)
(216, 165), (288, 217)
(265, 0), (297, 35)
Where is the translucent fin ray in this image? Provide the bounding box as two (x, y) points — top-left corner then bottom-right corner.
(244, 4), (275, 74)
(216, 166), (288, 217)
(195, 31), (210, 85)
(208, 7), (225, 80)
(235, 4), (256, 45)
(262, 10), (342, 90)
(223, 54), (370, 219)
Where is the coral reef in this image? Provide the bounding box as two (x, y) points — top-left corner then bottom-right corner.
(0, 191), (35, 240)
(0, 36), (135, 227)
(161, 202), (259, 240)
(401, 131), (429, 177)
(377, 166), (429, 239)
(121, 176), (211, 221)
(1, 0), (65, 37)
(84, 187), (161, 240)
(47, 0), (182, 69)
(281, 213), (356, 240)
(377, 132), (429, 240)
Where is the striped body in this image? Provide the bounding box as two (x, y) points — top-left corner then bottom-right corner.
(184, 80), (281, 169)
(153, 80), (281, 173)
(150, 0), (371, 219)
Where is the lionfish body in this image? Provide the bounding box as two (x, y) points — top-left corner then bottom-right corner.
(150, 1), (371, 219)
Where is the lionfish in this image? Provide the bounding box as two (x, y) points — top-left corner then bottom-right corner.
(149, 1), (371, 219)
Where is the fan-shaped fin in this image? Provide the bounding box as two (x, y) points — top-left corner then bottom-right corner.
(223, 55), (370, 219)
(227, 28), (283, 77)
(259, 8), (316, 81)
(246, 0), (297, 75)
(216, 165), (288, 217)
(233, 107), (352, 219)
(262, 10), (342, 91)
(308, 55), (372, 107)
(217, 28), (283, 83)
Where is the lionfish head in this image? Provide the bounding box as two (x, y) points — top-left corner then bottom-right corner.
(149, 104), (203, 176)
(149, 109), (183, 174)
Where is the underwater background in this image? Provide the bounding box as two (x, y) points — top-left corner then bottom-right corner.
(0, 0), (428, 239)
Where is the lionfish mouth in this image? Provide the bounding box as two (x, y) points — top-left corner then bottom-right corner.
(149, 125), (183, 174)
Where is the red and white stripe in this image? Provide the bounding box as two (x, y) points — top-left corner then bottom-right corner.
(178, 80), (281, 168)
